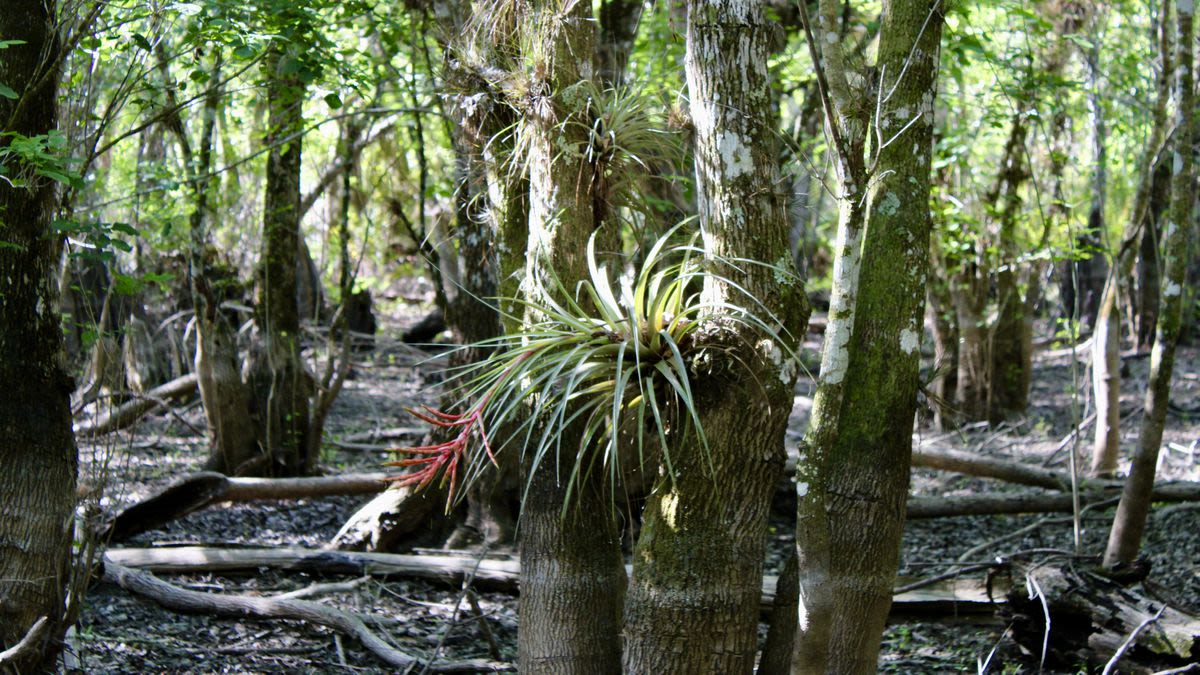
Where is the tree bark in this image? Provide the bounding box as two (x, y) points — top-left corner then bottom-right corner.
(987, 113), (1032, 422)
(1136, 160), (1171, 350)
(789, 0), (870, 667)
(621, 0), (809, 671)
(0, 4), (77, 669)
(1103, 0), (1194, 570)
(251, 38), (313, 476)
(515, 1), (626, 671)
(801, 3), (944, 671)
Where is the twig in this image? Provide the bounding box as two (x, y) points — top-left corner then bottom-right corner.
(420, 549), (492, 675)
(0, 617), (50, 668)
(893, 562), (997, 595)
(334, 634), (348, 669)
(273, 576), (371, 601)
(466, 590), (502, 661)
(1102, 605), (1166, 675)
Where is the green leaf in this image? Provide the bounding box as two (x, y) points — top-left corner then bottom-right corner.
(132, 33), (152, 51)
(0, 84), (18, 100)
(324, 93), (342, 109)
(0, 40), (27, 49)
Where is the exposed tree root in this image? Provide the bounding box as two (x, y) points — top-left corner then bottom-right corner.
(102, 561), (417, 668)
(0, 617), (50, 669)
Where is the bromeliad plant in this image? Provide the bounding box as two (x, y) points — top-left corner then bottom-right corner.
(386, 225), (798, 509)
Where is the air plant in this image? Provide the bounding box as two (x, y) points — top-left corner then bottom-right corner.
(387, 224), (799, 511)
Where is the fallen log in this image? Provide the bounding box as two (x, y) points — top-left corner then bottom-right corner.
(75, 373), (199, 437)
(103, 561), (416, 668)
(911, 446), (1106, 491)
(102, 472), (392, 542)
(1005, 560), (1200, 672)
(337, 426), (424, 444)
(329, 484), (441, 551)
(907, 482), (1200, 519)
(104, 546), (1001, 616)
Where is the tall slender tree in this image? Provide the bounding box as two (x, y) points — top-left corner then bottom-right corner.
(0, 2), (78, 669)
(1090, 0), (1172, 477)
(251, 24), (314, 476)
(789, 1), (944, 671)
(1103, 0), (1193, 570)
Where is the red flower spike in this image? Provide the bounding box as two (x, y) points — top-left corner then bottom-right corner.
(386, 349), (533, 509)
(386, 396), (497, 511)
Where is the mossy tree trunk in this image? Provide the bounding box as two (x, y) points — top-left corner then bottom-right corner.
(620, 0), (809, 671)
(1103, 0), (1193, 570)
(793, 2), (944, 671)
(515, 1), (626, 671)
(787, 2), (945, 667)
(0, 3), (78, 668)
(788, 0), (870, 663)
(250, 38), (313, 477)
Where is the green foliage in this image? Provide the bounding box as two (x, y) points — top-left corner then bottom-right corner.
(0, 130), (81, 191)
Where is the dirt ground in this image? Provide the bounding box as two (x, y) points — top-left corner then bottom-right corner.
(73, 312), (1200, 674)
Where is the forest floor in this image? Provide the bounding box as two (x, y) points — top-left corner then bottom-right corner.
(74, 310), (1200, 674)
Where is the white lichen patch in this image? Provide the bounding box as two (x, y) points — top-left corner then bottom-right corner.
(760, 338), (798, 385)
(661, 490), (680, 531)
(1164, 280), (1183, 297)
(878, 191), (901, 217)
(900, 327), (920, 355)
(718, 131), (753, 177)
(796, 481), (809, 498)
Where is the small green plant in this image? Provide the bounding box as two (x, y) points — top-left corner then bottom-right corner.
(386, 225), (796, 510)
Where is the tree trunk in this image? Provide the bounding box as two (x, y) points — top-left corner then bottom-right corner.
(1137, 159), (1171, 350)
(987, 114), (1032, 422)
(925, 270), (957, 430)
(597, 0), (644, 89)
(1063, 40), (1109, 333)
(0, 4), (78, 669)
(251, 39), (313, 476)
(1104, 0), (1194, 570)
(951, 270), (988, 421)
(621, 0), (809, 671)
(1090, 4), (1172, 479)
(1091, 279), (1122, 475)
(788, 0), (871, 666)
(515, 1), (626, 671)
(794, 3), (944, 671)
